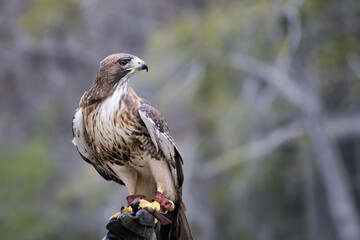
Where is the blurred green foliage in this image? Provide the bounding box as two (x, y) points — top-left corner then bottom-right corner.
(18, 0), (82, 37)
(0, 134), (58, 240)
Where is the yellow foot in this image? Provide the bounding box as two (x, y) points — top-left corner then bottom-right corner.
(109, 212), (121, 219)
(121, 206), (133, 213)
(139, 199), (161, 212)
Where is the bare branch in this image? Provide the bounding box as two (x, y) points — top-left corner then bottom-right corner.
(230, 52), (320, 113)
(197, 115), (360, 178)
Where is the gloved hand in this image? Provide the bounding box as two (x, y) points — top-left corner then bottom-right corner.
(103, 203), (159, 240)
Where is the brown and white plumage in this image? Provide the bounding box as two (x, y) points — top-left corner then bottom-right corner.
(72, 53), (192, 239)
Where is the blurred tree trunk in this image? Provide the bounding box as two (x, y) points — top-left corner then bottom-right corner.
(302, 148), (320, 240)
(302, 72), (360, 240)
(304, 112), (360, 240)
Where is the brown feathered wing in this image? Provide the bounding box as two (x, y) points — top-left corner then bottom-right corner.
(138, 102), (192, 240)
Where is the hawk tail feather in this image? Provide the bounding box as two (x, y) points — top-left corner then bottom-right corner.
(157, 202), (193, 240)
(177, 207), (193, 240)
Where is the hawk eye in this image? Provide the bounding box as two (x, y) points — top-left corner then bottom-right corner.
(118, 59), (129, 66)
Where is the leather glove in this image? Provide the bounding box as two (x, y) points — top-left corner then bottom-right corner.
(103, 205), (158, 240)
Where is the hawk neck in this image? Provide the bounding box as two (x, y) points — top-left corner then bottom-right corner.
(80, 78), (134, 109)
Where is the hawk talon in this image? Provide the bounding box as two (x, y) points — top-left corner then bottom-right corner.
(168, 200), (175, 212)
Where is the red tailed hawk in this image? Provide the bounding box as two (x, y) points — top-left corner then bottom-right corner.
(72, 53), (192, 239)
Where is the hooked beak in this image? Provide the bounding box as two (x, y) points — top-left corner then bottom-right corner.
(126, 57), (148, 72)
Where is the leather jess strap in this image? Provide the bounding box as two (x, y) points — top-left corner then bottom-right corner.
(126, 195), (147, 206)
(153, 191), (173, 213)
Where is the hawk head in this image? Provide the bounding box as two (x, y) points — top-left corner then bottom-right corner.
(81, 53), (148, 107)
(99, 53), (148, 83)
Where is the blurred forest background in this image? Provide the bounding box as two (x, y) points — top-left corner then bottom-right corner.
(1, 0), (360, 239)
